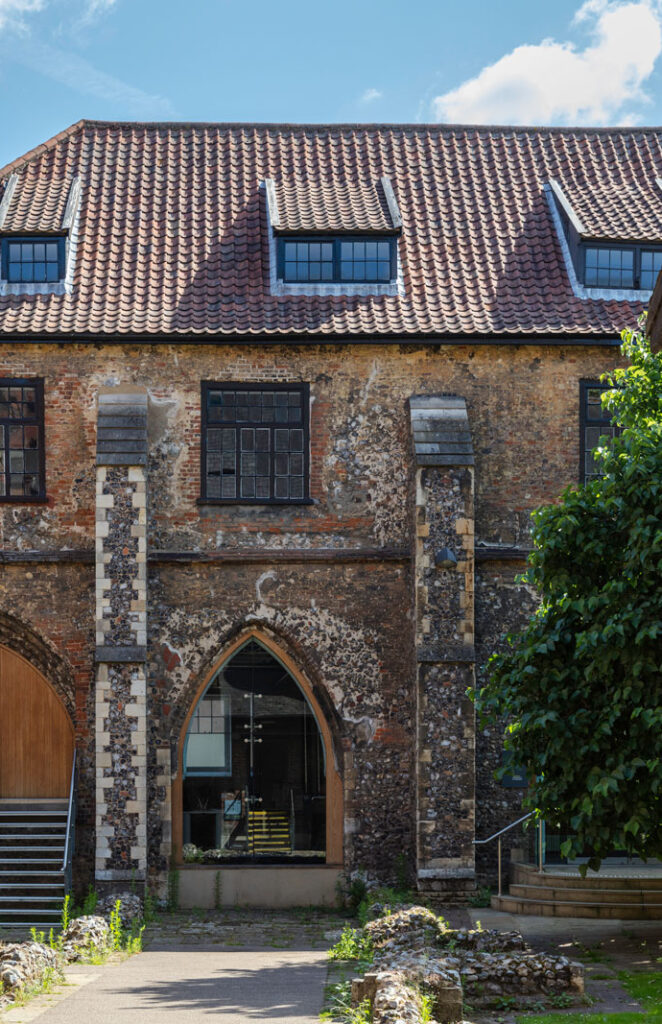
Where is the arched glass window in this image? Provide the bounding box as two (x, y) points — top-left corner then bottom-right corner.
(183, 640), (326, 862)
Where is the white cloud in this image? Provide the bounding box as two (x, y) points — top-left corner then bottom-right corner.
(78, 0), (117, 27)
(0, 0), (45, 31)
(14, 39), (174, 116)
(432, 0), (662, 126)
(360, 87), (382, 104)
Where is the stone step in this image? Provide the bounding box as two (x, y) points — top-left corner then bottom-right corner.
(509, 883), (662, 905)
(492, 895), (662, 919)
(512, 862), (662, 891)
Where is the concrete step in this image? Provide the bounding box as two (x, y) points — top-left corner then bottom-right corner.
(492, 894), (662, 919)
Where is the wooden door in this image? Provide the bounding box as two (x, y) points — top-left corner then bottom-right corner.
(0, 645), (74, 798)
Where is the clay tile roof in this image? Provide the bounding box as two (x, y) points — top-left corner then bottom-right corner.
(1, 173), (71, 233)
(0, 119), (659, 339)
(274, 178), (395, 233)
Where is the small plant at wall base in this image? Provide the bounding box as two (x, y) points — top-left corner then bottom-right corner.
(328, 926), (374, 965)
(320, 981), (371, 1024)
(473, 325), (662, 869)
(468, 885), (493, 908)
(166, 869), (180, 912)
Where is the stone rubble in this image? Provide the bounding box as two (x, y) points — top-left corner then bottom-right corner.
(60, 915), (111, 962)
(0, 914), (119, 1008)
(0, 941), (60, 1004)
(98, 892), (143, 926)
(351, 906), (584, 1023)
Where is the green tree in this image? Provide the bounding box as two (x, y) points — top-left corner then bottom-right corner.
(474, 325), (662, 868)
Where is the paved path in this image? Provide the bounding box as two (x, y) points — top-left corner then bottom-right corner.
(6, 946), (328, 1024)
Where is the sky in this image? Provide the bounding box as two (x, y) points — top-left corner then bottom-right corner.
(0, 0), (662, 167)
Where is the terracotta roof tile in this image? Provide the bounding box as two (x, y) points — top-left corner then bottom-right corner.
(0, 121), (659, 338)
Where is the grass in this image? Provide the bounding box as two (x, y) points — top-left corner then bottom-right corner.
(517, 1015), (662, 1024)
(517, 971), (662, 1024)
(319, 979), (371, 1023)
(619, 974), (662, 1010)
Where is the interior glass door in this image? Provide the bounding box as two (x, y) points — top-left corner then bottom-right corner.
(183, 640), (326, 862)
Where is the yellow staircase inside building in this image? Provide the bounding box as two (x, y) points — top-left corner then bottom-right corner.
(247, 809), (291, 855)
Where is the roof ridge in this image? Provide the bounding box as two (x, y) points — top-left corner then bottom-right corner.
(0, 120), (87, 182)
(31, 118), (662, 135)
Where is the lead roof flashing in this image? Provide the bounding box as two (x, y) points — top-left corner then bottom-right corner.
(409, 394), (474, 467)
(62, 176), (82, 230)
(380, 176), (402, 230)
(547, 179), (585, 235)
(264, 178), (280, 230)
(0, 174), (18, 230)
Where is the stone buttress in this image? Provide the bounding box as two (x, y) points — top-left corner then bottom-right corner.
(409, 395), (476, 898)
(94, 387), (148, 888)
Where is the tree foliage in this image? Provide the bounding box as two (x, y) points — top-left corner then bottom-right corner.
(474, 326), (662, 868)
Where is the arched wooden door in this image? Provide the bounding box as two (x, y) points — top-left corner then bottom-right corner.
(0, 645), (74, 798)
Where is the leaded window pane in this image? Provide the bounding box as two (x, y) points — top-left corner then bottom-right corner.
(203, 385), (308, 502)
(0, 380), (44, 501)
(581, 382), (619, 483)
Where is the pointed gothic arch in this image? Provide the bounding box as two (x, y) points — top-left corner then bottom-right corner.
(172, 627), (343, 865)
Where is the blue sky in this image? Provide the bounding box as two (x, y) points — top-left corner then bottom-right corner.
(1, 0), (662, 167)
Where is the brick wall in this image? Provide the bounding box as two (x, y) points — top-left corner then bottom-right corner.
(0, 340), (623, 891)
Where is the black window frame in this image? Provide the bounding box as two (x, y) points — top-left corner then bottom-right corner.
(581, 241), (662, 291)
(0, 235), (66, 284)
(579, 379), (619, 484)
(0, 377), (46, 503)
(276, 235), (398, 284)
(199, 382), (312, 506)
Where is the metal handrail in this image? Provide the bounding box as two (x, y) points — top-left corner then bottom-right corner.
(473, 811), (542, 897)
(61, 749), (77, 889)
(473, 812), (534, 845)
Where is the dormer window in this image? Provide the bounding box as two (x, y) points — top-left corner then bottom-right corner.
(546, 180), (662, 298)
(0, 174), (80, 296)
(264, 175), (404, 297)
(583, 244), (662, 290)
(278, 237), (397, 284)
(1, 237), (65, 284)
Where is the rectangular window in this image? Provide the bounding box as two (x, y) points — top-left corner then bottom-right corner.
(1, 237), (65, 284)
(584, 247), (634, 288)
(583, 244), (662, 291)
(278, 236), (396, 284)
(201, 383), (310, 503)
(640, 249), (662, 291)
(0, 378), (45, 500)
(580, 380), (618, 483)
